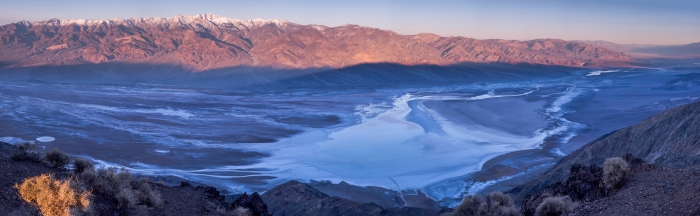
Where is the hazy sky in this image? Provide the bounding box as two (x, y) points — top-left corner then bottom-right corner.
(1, 0), (698, 45)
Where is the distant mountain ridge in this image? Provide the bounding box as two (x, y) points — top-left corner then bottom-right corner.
(576, 40), (700, 58)
(0, 14), (631, 72)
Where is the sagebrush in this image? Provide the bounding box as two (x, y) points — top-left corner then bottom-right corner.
(455, 195), (483, 216)
(73, 158), (94, 174)
(535, 196), (578, 216)
(45, 149), (70, 168)
(603, 157), (630, 190)
(454, 192), (520, 216)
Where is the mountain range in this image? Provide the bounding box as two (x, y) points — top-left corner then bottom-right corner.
(576, 40), (700, 58)
(0, 14), (633, 72)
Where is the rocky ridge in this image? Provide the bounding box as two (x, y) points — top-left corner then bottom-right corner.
(0, 14), (631, 72)
(261, 180), (438, 216)
(509, 100), (700, 215)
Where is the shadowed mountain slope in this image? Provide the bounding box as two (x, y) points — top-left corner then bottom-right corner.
(0, 61), (584, 89)
(510, 100), (700, 203)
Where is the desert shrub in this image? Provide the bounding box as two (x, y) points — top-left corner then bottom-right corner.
(455, 195), (485, 216)
(93, 167), (118, 194)
(482, 192), (520, 216)
(82, 167), (162, 209)
(45, 149), (70, 168)
(535, 196), (578, 216)
(603, 157), (630, 190)
(15, 174), (90, 216)
(454, 192), (520, 216)
(73, 158), (94, 174)
(11, 142), (42, 162)
(79, 169), (97, 189)
(116, 187), (137, 208)
(133, 177), (163, 207)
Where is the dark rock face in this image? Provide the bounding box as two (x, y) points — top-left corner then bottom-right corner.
(308, 180), (440, 211)
(309, 180), (406, 209)
(197, 185), (226, 202)
(261, 180), (384, 216)
(231, 192), (270, 216)
(510, 101), (700, 204)
(261, 180), (438, 216)
(179, 181), (191, 187)
(520, 164), (604, 216)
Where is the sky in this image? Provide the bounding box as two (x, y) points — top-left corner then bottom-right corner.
(1, 0), (698, 45)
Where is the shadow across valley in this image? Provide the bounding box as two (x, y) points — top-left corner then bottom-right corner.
(0, 62), (592, 89)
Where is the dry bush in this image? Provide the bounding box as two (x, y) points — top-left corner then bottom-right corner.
(45, 149), (70, 168)
(11, 142), (42, 162)
(79, 167), (163, 209)
(73, 158), (94, 174)
(134, 177), (164, 207)
(15, 174), (90, 216)
(482, 192), (520, 216)
(454, 192), (520, 216)
(79, 169), (97, 188)
(535, 196), (578, 216)
(603, 157), (630, 190)
(115, 188), (137, 208)
(455, 195), (485, 216)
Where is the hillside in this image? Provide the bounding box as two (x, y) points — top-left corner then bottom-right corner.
(0, 14), (631, 72)
(570, 164), (700, 215)
(510, 100), (700, 209)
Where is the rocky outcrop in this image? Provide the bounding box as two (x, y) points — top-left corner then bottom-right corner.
(231, 192), (270, 216)
(0, 14), (631, 72)
(261, 180), (438, 216)
(520, 155), (652, 216)
(261, 180), (383, 215)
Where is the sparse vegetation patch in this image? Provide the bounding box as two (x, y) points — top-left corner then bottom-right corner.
(10, 142), (42, 162)
(75, 163), (163, 209)
(454, 191), (520, 216)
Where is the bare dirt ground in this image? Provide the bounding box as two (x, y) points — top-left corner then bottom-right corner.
(571, 165), (700, 216)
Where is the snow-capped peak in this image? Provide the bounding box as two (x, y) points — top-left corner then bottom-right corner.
(26, 14), (293, 30)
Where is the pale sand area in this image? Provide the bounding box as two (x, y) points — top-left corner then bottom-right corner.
(420, 96), (557, 186)
(422, 96), (547, 137)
